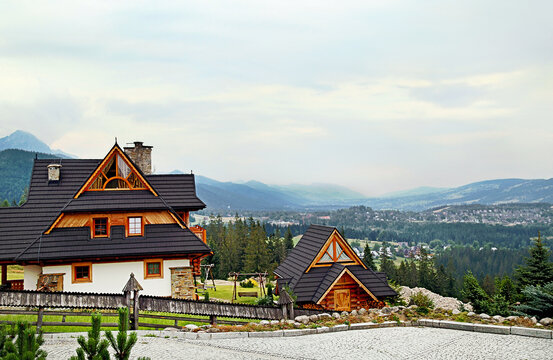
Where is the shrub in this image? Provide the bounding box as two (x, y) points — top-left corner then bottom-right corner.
(204, 292), (210, 301)
(70, 313), (110, 360)
(409, 292), (435, 309)
(3, 321), (47, 360)
(105, 308), (138, 360)
(514, 282), (553, 319)
(240, 279), (255, 288)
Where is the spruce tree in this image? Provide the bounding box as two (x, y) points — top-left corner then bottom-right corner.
(514, 232), (553, 288)
(363, 243), (376, 270)
(71, 313), (110, 360)
(284, 227), (294, 252)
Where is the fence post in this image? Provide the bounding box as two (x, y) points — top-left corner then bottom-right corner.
(133, 290), (140, 330)
(209, 315), (217, 326)
(36, 307), (44, 334)
(276, 289), (294, 320)
(122, 273), (143, 331)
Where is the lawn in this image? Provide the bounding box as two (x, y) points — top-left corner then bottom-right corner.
(201, 284), (268, 305)
(1, 265), (24, 280)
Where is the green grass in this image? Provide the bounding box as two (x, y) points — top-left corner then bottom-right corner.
(1, 265), (24, 280)
(0, 311), (253, 333)
(202, 284), (266, 305)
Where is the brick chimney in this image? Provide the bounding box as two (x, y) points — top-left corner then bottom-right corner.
(124, 141), (152, 175)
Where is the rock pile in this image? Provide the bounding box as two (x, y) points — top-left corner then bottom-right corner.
(399, 286), (473, 312)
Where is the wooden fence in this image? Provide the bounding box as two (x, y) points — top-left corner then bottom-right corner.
(0, 287), (323, 332)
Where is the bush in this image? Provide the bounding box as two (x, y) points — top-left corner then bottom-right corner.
(3, 321), (47, 360)
(105, 308), (138, 360)
(514, 282), (553, 319)
(409, 292), (435, 309)
(70, 313), (110, 360)
(204, 292), (210, 301)
(240, 279), (256, 288)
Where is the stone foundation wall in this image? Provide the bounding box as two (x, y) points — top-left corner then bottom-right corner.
(171, 267), (195, 299)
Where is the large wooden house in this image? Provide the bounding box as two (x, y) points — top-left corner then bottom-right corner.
(0, 142), (210, 298)
(274, 225), (396, 311)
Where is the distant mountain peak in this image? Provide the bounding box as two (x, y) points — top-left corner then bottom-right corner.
(0, 130), (75, 158)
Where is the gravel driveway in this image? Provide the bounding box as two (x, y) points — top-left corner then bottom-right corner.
(43, 327), (553, 360)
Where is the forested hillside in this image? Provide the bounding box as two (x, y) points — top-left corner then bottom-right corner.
(0, 149), (60, 203)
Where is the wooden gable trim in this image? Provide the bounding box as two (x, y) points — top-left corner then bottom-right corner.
(305, 230), (366, 273)
(74, 145), (158, 199)
(44, 213), (64, 235)
(316, 268), (377, 304)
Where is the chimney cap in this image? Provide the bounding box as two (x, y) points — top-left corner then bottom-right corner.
(124, 141), (153, 149)
(47, 164), (62, 169)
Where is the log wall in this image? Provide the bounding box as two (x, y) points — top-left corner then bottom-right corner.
(318, 272), (373, 311)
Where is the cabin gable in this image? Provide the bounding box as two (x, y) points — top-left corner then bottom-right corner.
(317, 269), (377, 311)
(307, 230), (366, 272)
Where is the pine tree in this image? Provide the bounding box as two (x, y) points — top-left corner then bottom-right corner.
(363, 243), (376, 270)
(71, 313), (110, 360)
(284, 227), (294, 253)
(105, 308), (137, 360)
(244, 221), (270, 273)
(379, 249), (396, 282)
(514, 232), (553, 288)
(461, 271), (490, 313)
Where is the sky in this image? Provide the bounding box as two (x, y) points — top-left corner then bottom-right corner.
(0, 1), (552, 196)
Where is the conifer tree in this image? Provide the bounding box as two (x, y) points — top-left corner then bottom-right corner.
(244, 221), (270, 273)
(105, 308), (137, 360)
(514, 232), (553, 288)
(363, 243), (376, 270)
(284, 227), (294, 252)
(71, 313), (110, 360)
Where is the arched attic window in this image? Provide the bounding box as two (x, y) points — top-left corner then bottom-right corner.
(88, 154), (146, 191)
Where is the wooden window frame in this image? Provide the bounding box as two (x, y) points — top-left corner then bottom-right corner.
(144, 259), (163, 279)
(127, 216), (144, 237)
(72, 262), (92, 283)
(92, 217), (109, 238)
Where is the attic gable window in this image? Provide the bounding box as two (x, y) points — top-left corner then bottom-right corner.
(317, 237), (353, 264)
(87, 153), (146, 191)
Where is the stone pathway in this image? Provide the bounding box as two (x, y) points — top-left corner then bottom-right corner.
(42, 327), (553, 360)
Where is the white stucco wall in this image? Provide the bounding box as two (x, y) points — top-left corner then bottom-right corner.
(23, 259), (190, 296)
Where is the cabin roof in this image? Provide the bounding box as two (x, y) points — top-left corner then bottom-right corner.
(274, 224), (397, 301)
(0, 154), (208, 263)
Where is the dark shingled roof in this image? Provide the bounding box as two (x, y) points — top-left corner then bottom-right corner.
(146, 174), (205, 210)
(274, 224), (397, 302)
(16, 224), (211, 262)
(0, 154), (208, 263)
(273, 224), (335, 289)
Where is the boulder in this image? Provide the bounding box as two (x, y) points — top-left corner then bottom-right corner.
(531, 317), (538, 324)
(479, 313), (490, 320)
(408, 305), (418, 310)
(200, 324), (212, 329)
(506, 316), (518, 322)
(294, 322), (302, 327)
(492, 315), (505, 323)
(294, 315), (310, 324)
(467, 312), (476, 317)
(185, 324), (199, 332)
(259, 320), (270, 326)
(351, 310), (358, 317)
(536, 323), (544, 327)
(207, 327), (221, 333)
(539, 317), (553, 326)
(341, 311), (349, 317)
(391, 307), (399, 313)
(163, 327), (178, 332)
(332, 312), (341, 319)
(270, 320), (280, 325)
(452, 309), (461, 315)
(359, 308), (368, 316)
(309, 315), (319, 322)
(286, 320), (295, 325)
(380, 307), (392, 315)
(319, 313), (332, 320)
(400, 286), (472, 312)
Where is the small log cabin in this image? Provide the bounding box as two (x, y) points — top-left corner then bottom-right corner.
(0, 141), (211, 299)
(274, 225), (396, 311)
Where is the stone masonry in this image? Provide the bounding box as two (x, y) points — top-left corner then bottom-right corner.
(171, 267), (195, 299)
(124, 141), (152, 175)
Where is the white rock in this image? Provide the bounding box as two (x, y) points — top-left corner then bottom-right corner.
(286, 320), (295, 325)
(400, 286), (468, 312)
(479, 313), (490, 320)
(492, 315), (505, 323)
(270, 320), (280, 325)
(452, 309), (461, 315)
(539, 317), (553, 326)
(341, 311), (349, 317)
(163, 327), (178, 331)
(467, 312), (476, 317)
(259, 320), (270, 326)
(531, 317), (538, 324)
(351, 310), (358, 316)
(293, 322), (302, 327)
(294, 315), (309, 324)
(506, 316), (518, 321)
(309, 315), (319, 322)
(536, 323), (543, 327)
(380, 307), (392, 315)
(408, 305), (418, 310)
(359, 308), (367, 316)
(185, 324), (199, 331)
(332, 312), (340, 319)
(319, 313), (332, 320)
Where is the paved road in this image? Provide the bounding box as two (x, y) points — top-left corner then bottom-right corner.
(43, 327), (553, 360)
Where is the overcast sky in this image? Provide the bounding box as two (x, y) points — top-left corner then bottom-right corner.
(1, 1), (552, 196)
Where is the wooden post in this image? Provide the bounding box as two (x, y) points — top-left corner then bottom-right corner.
(132, 290), (140, 330)
(209, 315), (217, 326)
(36, 307), (44, 333)
(281, 304), (288, 320)
(1, 265), (7, 287)
(289, 303), (295, 320)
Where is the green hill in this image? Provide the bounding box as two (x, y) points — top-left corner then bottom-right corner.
(0, 149), (60, 203)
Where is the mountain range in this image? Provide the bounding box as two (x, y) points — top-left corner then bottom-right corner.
(1, 130), (553, 211)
